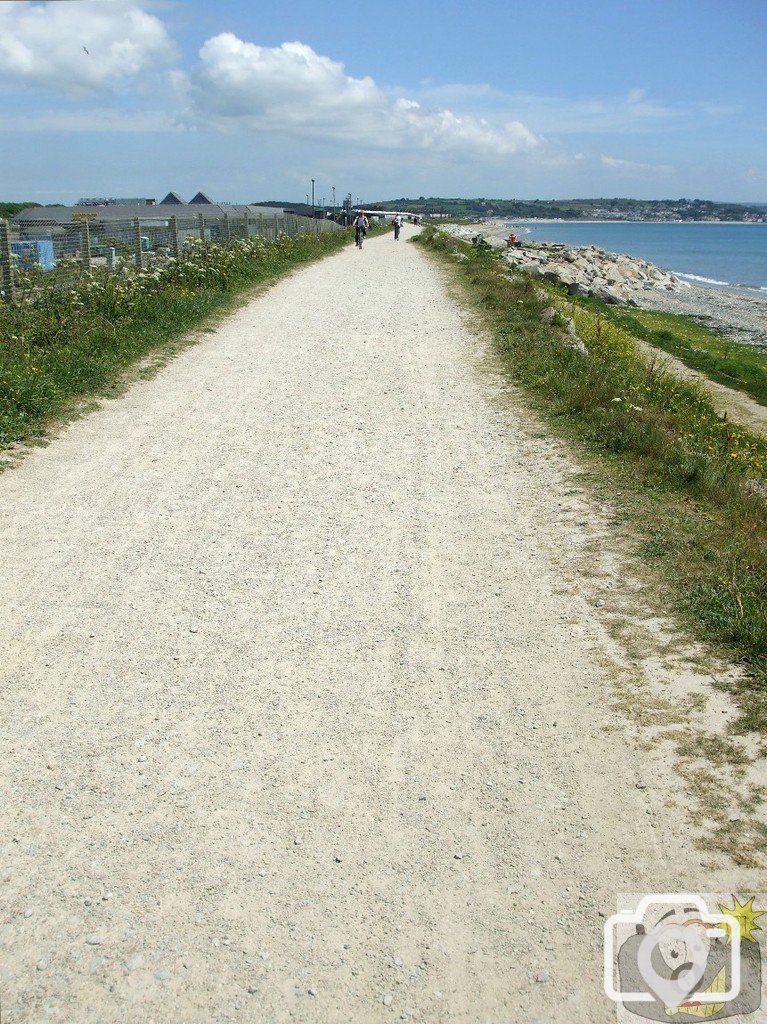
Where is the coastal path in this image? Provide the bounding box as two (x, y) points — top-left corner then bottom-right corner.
(0, 225), (750, 1022)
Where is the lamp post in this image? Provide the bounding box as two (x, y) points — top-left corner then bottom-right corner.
(311, 178), (315, 221)
(332, 186), (336, 222)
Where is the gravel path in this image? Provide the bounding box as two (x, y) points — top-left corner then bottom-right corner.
(0, 227), (755, 1022)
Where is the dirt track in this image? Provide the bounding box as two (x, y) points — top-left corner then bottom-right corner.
(0, 226), (755, 1022)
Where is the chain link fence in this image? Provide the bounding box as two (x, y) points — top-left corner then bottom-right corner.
(0, 210), (339, 299)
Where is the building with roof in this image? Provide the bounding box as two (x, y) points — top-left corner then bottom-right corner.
(16, 202), (288, 232)
(77, 197), (157, 207)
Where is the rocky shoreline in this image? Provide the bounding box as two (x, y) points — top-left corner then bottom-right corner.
(442, 221), (683, 305)
(502, 240), (684, 305)
(441, 221), (767, 351)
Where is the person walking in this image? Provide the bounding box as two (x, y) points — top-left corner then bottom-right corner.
(353, 210), (369, 249)
(392, 213), (403, 241)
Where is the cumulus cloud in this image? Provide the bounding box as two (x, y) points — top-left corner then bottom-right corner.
(188, 34), (540, 157)
(0, 0), (177, 94)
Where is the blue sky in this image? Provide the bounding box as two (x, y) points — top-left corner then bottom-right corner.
(1, 0), (765, 205)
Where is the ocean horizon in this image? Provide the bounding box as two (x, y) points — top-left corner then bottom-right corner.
(506, 220), (767, 294)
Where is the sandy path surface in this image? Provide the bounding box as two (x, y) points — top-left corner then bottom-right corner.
(0, 227), (756, 1023)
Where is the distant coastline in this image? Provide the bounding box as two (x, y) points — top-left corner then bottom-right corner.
(373, 196), (767, 224)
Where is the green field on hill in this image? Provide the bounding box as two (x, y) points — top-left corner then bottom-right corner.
(368, 196), (766, 222)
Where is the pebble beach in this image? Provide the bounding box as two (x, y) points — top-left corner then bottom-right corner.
(634, 284), (767, 351)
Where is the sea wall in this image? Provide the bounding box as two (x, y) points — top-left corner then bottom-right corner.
(503, 241), (686, 305)
(440, 223), (686, 306)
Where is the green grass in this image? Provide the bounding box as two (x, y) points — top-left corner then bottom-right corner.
(416, 226), (767, 734)
(0, 228), (355, 449)
(592, 303), (767, 408)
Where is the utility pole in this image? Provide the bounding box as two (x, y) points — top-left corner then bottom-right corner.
(332, 186), (336, 222)
(311, 178), (315, 221)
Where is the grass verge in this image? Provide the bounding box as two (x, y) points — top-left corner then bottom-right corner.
(576, 299), (767, 408)
(0, 228), (357, 450)
(416, 226), (767, 735)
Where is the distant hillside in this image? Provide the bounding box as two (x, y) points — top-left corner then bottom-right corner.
(366, 197), (767, 222)
(0, 201), (42, 219)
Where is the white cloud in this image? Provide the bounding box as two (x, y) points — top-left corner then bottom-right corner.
(0, 0), (177, 94)
(419, 84), (685, 136)
(188, 34), (540, 158)
(601, 154), (674, 175)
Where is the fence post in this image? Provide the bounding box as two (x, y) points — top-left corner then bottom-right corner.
(197, 213), (205, 242)
(80, 220), (92, 272)
(0, 219), (14, 300)
(223, 213), (231, 243)
(170, 215), (180, 257)
(258, 214), (263, 238)
(133, 218), (143, 270)
(243, 213), (250, 239)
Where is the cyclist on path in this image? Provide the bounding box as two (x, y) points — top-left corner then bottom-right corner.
(353, 210), (369, 249)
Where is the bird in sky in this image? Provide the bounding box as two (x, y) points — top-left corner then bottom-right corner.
(83, 46), (89, 55)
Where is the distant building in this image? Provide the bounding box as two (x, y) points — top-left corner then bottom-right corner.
(159, 192), (185, 205)
(189, 191), (215, 205)
(77, 197), (156, 207)
(15, 203), (291, 244)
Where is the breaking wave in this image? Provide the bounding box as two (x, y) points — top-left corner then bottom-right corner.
(673, 271), (731, 286)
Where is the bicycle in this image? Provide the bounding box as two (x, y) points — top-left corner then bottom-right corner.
(355, 227), (366, 249)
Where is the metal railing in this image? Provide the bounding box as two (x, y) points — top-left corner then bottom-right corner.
(0, 210), (339, 300)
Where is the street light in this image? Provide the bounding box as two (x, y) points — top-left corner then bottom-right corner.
(311, 178), (315, 221)
(332, 186), (336, 222)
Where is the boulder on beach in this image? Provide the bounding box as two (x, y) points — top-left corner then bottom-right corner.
(437, 224), (684, 301)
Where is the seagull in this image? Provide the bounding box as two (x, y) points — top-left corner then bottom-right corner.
(83, 46), (89, 54)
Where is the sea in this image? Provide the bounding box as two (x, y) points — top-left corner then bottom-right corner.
(506, 221), (767, 294)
